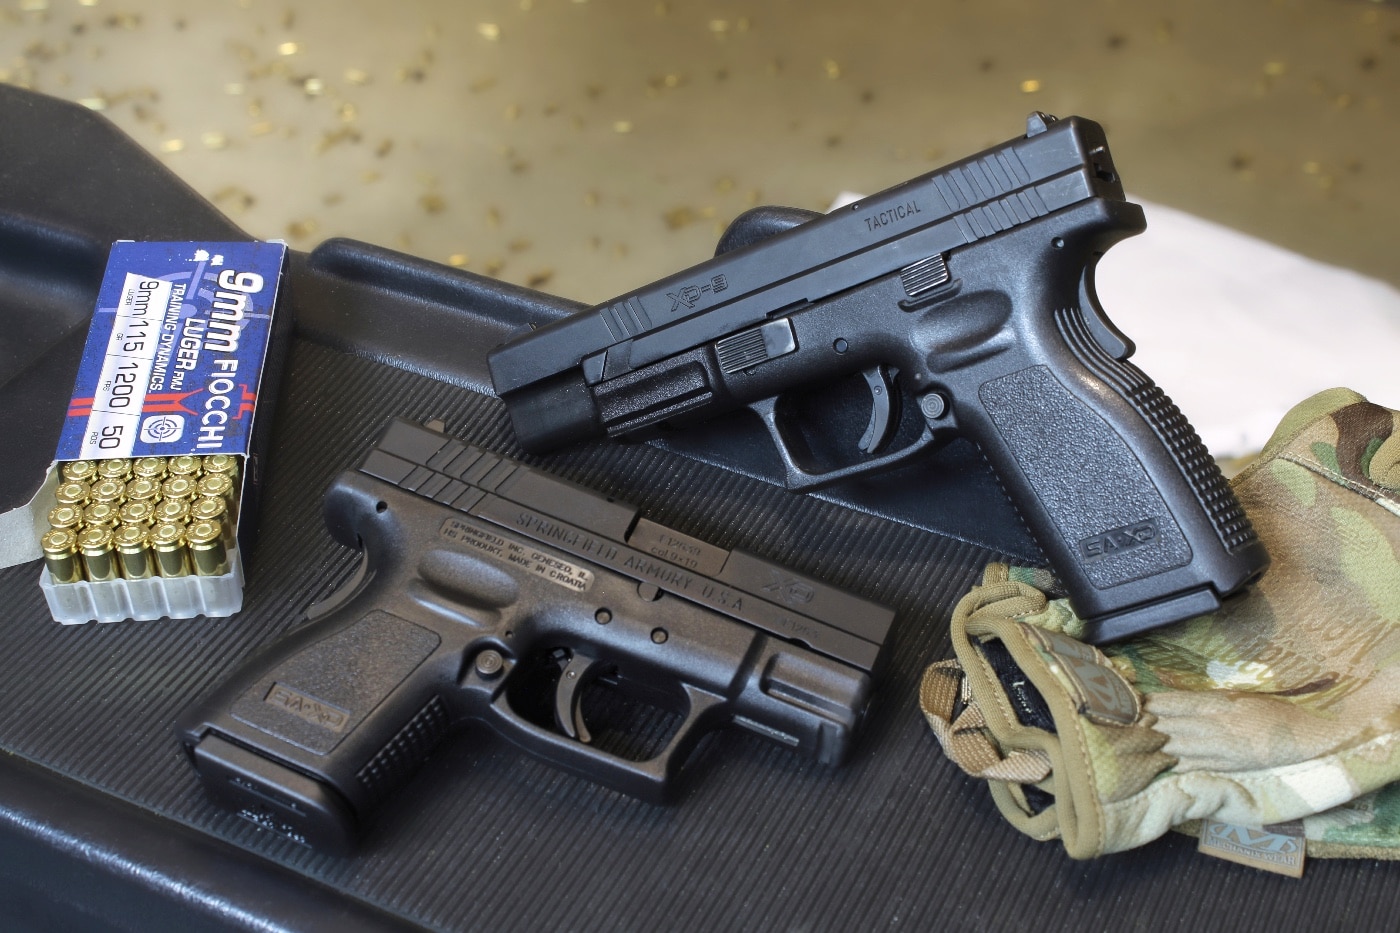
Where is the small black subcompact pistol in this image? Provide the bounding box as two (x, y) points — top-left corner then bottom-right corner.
(178, 419), (893, 852)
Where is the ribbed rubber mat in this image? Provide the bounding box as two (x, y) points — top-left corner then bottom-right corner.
(0, 340), (1385, 932)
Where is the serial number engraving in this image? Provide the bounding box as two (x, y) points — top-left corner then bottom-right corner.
(627, 517), (728, 576)
(1079, 518), (1160, 562)
(264, 683), (350, 732)
(439, 517), (594, 592)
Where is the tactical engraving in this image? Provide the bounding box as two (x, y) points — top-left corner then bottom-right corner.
(863, 199), (923, 234)
(1078, 517), (1160, 563)
(771, 614), (821, 644)
(622, 554), (697, 593)
(265, 684), (351, 733)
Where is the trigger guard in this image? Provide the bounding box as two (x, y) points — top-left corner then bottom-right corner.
(484, 681), (727, 803)
(304, 548), (374, 622)
(749, 397), (941, 491)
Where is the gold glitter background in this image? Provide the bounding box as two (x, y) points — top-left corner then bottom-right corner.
(2, 0), (1396, 302)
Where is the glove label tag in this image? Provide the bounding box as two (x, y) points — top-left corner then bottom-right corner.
(1027, 626), (1139, 725)
(1198, 820), (1305, 878)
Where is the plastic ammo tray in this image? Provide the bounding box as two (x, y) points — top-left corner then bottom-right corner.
(1, 84), (1394, 932)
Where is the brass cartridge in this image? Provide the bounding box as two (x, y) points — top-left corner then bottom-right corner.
(190, 497), (235, 545)
(187, 519), (230, 576)
(168, 455), (203, 479)
(132, 457), (168, 481)
(47, 504), (84, 531)
(113, 524), (155, 580)
(201, 454), (240, 482)
(125, 477), (163, 503)
(55, 480), (92, 507)
(61, 460), (98, 483)
(151, 521), (191, 578)
(161, 475), (199, 502)
(77, 526), (119, 583)
(91, 478), (127, 505)
(154, 497), (192, 526)
(40, 528), (83, 585)
(118, 499), (158, 528)
(97, 458), (133, 481)
(197, 472), (235, 512)
(82, 501), (122, 530)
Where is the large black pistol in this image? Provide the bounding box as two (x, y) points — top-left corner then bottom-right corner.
(178, 419), (892, 852)
(487, 113), (1269, 644)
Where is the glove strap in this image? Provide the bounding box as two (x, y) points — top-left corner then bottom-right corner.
(920, 660), (1051, 784)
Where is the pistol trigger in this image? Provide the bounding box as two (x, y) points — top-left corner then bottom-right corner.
(1079, 263), (1135, 361)
(304, 549), (373, 622)
(554, 649), (602, 743)
(858, 366), (900, 454)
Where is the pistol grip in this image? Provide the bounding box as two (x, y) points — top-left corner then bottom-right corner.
(179, 607), (452, 852)
(971, 324), (1267, 642)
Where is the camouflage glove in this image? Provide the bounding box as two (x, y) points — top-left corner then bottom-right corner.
(921, 388), (1400, 863)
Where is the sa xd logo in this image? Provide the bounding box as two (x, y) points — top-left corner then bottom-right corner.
(763, 571), (815, 606)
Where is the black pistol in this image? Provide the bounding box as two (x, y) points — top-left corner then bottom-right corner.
(178, 419), (893, 852)
(487, 113), (1269, 643)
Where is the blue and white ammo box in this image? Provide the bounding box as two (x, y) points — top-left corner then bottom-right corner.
(38, 241), (287, 624)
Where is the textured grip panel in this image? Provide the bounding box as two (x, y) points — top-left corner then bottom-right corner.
(358, 695), (451, 802)
(1056, 308), (1258, 552)
(1124, 383), (1257, 550)
(227, 611), (443, 756)
(979, 366), (1192, 589)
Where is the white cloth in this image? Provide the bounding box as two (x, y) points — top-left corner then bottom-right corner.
(1098, 202), (1400, 457)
